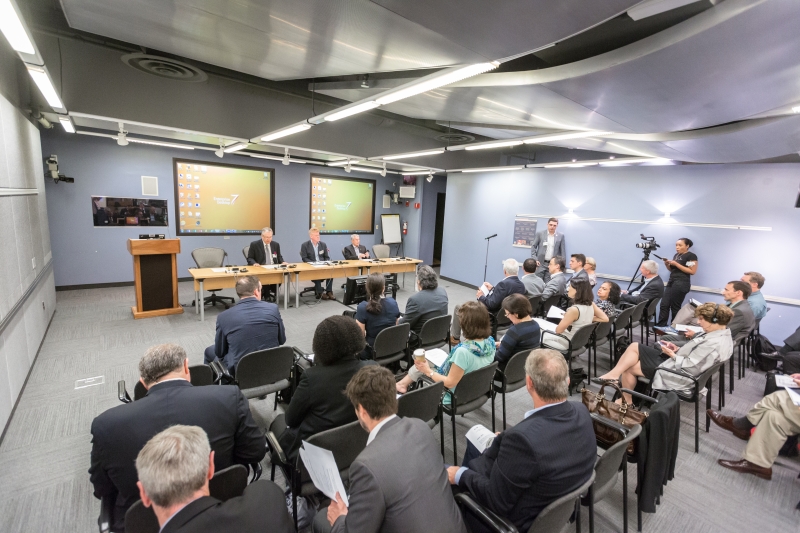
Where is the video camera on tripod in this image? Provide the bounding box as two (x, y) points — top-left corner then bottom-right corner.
(635, 234), (660, 252)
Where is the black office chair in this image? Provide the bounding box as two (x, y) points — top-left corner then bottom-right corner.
(117, 364), (215, 404)
(625, 300), (648, 342)
(527, 295), (542, 317)
(373, 323), (410, 366)
(589, 321), (613, 378)
(397, 380), (445, 428)
(492, 349), (532, 430)
(234, 346), (295, 408)
(540, 293), (563, 317)
(441, 361), (498, 464)
(191, 247), (236, 309)
(541, 323), (598, 394)
(456, 471), (596, 533)
(242, 245), (250, 262)
(609, 306), (636, 364)
(731, 328), (754, 392)
(417, 315), (452, 351)
(642, 298), (661, 346)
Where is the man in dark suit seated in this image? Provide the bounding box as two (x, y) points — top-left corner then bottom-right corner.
(314, 366), (467, 533)
(342, 234), (370, 260)
(135, 425), (294, 533)
(451, 258), (525, 344)
(203, 276), (286, 373)
(89, 344), (266, 532)
(447, 349), (596, 533)
(569, 253), (590, 283)
(398, 264), (449, 336)
(300, 227), (334, 300)
(246, 226), (286, 302)
(620, 260), (664, 305)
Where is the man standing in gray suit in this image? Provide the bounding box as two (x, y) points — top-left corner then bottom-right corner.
(314, 366), (466, 533)
(529, 218), (566, 282)
(397, 265), (449, 335)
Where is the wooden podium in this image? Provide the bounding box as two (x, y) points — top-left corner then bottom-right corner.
(127, 239), (184, 319)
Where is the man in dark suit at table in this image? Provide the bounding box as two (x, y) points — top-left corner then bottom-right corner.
(246, 227), (286, 302)
(342, 234), (371, 260)
(203, 276), (286, 372)
(135, 425), (293, 533)
(448, 349), (596, 533)
(529, 218), (566, 282)
(620, 260), (665, 305)
(89, 344), (266, 533)
(300, 227), (334, 300)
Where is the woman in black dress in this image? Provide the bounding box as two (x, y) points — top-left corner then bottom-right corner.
(657, 237), (698, 326)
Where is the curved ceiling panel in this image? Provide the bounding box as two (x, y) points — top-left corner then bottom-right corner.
(369, 0), (640, 59)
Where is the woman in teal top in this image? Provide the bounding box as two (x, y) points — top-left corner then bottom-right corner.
(396, 301), (496, 405)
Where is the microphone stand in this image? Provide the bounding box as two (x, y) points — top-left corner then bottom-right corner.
(483, 234), (497, 283)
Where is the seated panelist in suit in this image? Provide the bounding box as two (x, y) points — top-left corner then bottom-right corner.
(135, 425), (294, 533)
(448, 349), (596, 533)
(314, 366), (467, 533)
(343, 234), (370, 260)
(246, 226), (286, 302)
(397, 264), (449, 336)
(620, 260), (664, 305)
(89, 344), (266, 533)
(300, 227), (334, 300)
(203, 276), (286, 373)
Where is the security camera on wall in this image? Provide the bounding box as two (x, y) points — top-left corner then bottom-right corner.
(45, 155), (74, 184)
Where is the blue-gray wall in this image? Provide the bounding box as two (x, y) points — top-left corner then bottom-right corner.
(41, 129), (424, 286)
(440, 164), (800, 342)
(419, 176), (447, 266)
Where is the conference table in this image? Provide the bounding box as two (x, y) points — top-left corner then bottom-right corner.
(188, 258), (422, 321)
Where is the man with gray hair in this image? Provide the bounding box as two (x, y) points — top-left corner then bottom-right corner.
(397, 264), (449, 336)
(343, 234), (370, 260)
(136, 425), (293, 533)
(246, 227), (286, 302)
(447, 349), (596, 533)
(89, 344), (266, 532)
(620, 259), (664, 305)
(450, 259), (525, 343)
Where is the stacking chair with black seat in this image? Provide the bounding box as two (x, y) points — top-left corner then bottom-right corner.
(397, 380), (445, 428)
(541, 323), (598, 394)
(191, 247), (236, 309)
(373, 322), (410, 366)
(492, 349), (532, 430)
(626, 301), (648, 343)
(268, 420), (368, 528)
(118, 364), (216, 404)
(417, 314), (452, 351)
(589, 321), (613, 378)
(491, 309), (513, 341)
(455, 471), (596, 533)
(441, 361), (499, 464)
(540, 293), (562, 317)
(582, 417), (642, 533)
(642, 298), (661, 345)
(527, 295), (542, 317)
(609, 306), (635, 364)
(234, 346), (295, 408)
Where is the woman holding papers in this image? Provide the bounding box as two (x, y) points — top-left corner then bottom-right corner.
(595, 281), (621, 320)
(495, 294), (540, 369)
(396, 301), (495, 404)
(543, 279), (609, 351)
(657, 237), (699, 326)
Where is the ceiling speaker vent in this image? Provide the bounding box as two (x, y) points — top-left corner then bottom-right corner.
(436, 133), (475, 143)
(121, 53), (208, 82)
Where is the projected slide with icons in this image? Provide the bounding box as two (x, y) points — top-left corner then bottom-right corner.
(310, 174), (375, 234)
(173, 159), (274, 236)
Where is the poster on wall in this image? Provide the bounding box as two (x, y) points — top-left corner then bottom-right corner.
(512, 217), (538, 248)
(91, 196), (168, 227)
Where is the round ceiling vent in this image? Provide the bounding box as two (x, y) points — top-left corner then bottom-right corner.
(436, 133), (475, 143)
(121, 53), (208, 82)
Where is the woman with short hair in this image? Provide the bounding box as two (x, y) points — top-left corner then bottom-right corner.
(584, 257), (597, 287)
(495, 294), (540, 369)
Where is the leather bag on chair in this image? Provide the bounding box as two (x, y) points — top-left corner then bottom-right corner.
(581, 382), (647, 453)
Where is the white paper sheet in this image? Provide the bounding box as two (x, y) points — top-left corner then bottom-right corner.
(465, 425), (496, 454)
(775, 375), (800, 388)
(534, 318), (557, 332)
(547, 306), (565, 319)
(676, 325), (704, 333)
(211, 268), (226, 272)
(424, 348), (449, 368)
(479, 284), (490, 296)
(785, 386), (800, 407)
(299, 441), (349, 507)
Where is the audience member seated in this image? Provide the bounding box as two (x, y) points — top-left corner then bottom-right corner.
(543, 279), (609, 351)
(342, 234), (371, 260)
(495, 294), (541, 369)
(135, 425), (293, 533)
(584, 257), (597, 287)
(300, 227), (334, 300)
(620, 260), (664, 305)
(314, 366), (466, 533)
(540, 256), (568, 302)
(662, 280), (754, 348)
(355, 273), (401, 358)
(520, 258), (545, 297)
(89, 344), (266, 532)
(708, 376), (800, 480)
(598, 303), (733, 403)
(397, 301), (496, 405)
(397, 264), (449, 336)
(272, 316), (374, 461)
(203, 276), (286, 373)
(741, 271), (767, 321)
(447, 349), (596, 533)
(595, 281), (621, 320)
(569, 253), (589, 283)
(450, 258), (525, 344)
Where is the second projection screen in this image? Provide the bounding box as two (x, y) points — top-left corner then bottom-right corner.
(310, 174), (375, 234)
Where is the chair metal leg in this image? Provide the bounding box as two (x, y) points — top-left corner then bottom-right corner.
(452, 412), (458, 465)
(588, 485), (595, 533)
(719, 366), (725, 409)
(576, 500), (582, 533)
(491, 391), (496, 433)
(706, 378), (713, 432)
(729, 357), (734, 394)
(270, 463), (275, 481)
(623, 458), (628, 533)
(440, 407), (445, 460)
(502, 390), (507, 430)
(694, 396), (699, 453)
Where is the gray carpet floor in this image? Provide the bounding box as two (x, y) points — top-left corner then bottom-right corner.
(0, 274), (798, 532)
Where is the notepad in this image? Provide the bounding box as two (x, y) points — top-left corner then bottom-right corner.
(479, 284), (490, 296)
(547, 306), (565, 319)
(534, 318), (557, 332)
(775, 374), (799, 388)
(211, 268), (226, 272)
(466, 425), (496, 454)
(424, 348), (449, 368)
(676, 325), (703, 334)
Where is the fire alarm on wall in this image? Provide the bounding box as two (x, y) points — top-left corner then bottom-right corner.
(414, 202), (420, 209)
(405, 201), (410, 207)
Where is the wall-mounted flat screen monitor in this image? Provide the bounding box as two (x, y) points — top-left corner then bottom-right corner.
(92, 196), (168, 226)
(310, 174), (375, 235)
(173, 159), (274, 236)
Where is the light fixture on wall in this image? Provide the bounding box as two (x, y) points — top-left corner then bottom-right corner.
(214, 140), (224, 158)
(58, 116), (75, 133)
(223, 142), (248, 153)
(426, 172), (433, 182)
(282, 147), (290, 166)
(380, 162), (387, 177)
(344, 159), (352, 173)
(116, 122), (128, 146)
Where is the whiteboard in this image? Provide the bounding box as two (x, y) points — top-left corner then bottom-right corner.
(381, 214), (402, 244)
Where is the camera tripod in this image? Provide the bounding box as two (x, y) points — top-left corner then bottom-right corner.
(627, 250), (652, 291)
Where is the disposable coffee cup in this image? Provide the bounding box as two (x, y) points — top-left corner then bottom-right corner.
(413, 349), (426, 362)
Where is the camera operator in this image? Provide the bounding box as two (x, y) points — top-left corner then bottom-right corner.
(657, 238), (698, 327)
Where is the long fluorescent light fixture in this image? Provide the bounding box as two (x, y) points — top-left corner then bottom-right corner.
(249, 153), (307, 164)
(598, 157), (671, 166)
(465, 140), (524, 151)
(375, 62), (499, 106)
(0, 0), (34, 54)
(628, 0), (704, 21)
(523, 131), (612, 144)
(380, 149), (445, 161)
(26, 66), (63, 110)
(327, 160), (354, 167)
(58, 116), (75, 133)
(223, 142), (248, 153)
(543, 162), (599, 168)
(261, 123), (311, 142)
(127, 138), (195, 150)
(460, 166), (524, 173)
(401, 170), (437, 176)
(324, 101), (380, 122)
(792, 106), (800, 113)
(350, 166), (387, 174)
